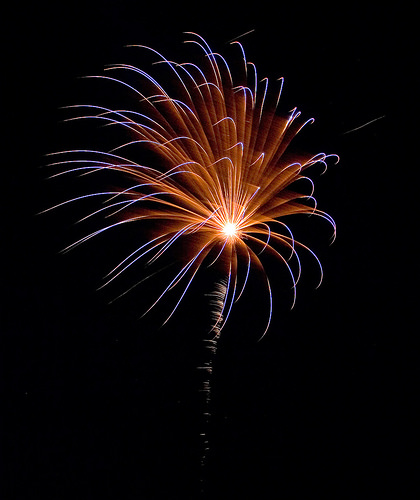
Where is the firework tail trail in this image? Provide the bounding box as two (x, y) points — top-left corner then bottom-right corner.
(197, 279), (227, 495)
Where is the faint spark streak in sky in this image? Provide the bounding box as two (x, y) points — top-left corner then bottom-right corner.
(342, 115), (385, 135)
(227, 29), (256, 43)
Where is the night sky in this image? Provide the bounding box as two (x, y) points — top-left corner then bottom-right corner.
(4, 3), (415, 499)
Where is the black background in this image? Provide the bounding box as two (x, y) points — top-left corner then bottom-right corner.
(3, 2), (416, 499)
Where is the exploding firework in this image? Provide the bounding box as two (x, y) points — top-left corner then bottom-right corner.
(46, 32), (337, 337)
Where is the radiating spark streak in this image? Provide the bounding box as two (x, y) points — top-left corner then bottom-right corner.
(243, 243), (274, 338)
(104, 234), (168, 276)
(48, 33), (337, 335)
(275, 77), (285, 108)
(107, 265), (171, 303)
(60, 218), (141, 253)
(161, 246), (214, 326)
(82, 75), (144, 98)
(46, 149), (140, 164)
(63, 104), (166, 132)
(98, 235), (171, 289)
(206, 238), (229, 268)
(46, 161), (119, 178)
(234, 243), (251, 302)
(268, 219), (297, 261)
(258, 275), (273, 341)
(62, 115), (162, 146)
(230, 41), (247, 76)
(146, 223), (199, 266)
(141, 241), (214, 319)
(85, 190), (175, 221)
(245, 233), (298, 304)
(41, 191), (126, 214)
(257, 77), (269, 123)
(125, 45), (193, 100)
(185, 33), (223, 88)
(255, 223), (271, 254)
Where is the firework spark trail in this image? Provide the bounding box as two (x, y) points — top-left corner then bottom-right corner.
(198, 279), (227, 494)
(47, 32), (338, 337)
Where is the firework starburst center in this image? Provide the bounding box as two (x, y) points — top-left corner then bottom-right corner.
(221, 221), (240, 239)
(47, 32), (338, 336)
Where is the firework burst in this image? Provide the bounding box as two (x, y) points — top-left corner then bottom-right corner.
(46, 32), (338, 337)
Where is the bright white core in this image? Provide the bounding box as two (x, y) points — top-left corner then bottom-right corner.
(222, 222), (238, 237)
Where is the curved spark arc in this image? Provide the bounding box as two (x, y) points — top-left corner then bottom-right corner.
(49, 33), (337, 336)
